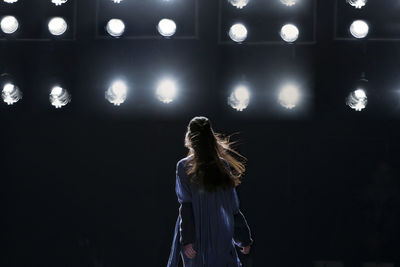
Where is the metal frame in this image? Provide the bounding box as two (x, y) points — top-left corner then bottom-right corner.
(333, 0), (400, 41)
(0, 0), (77, 42)
(95, 0), (199, 40)
(218, 0), (317, 45)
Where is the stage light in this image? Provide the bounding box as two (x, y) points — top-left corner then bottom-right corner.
(157, 19), (177, 37)
(105, 80), (127, 106)
(346, 0), (367, 9)
(228, 85), (250, 111)
(350, 20), (369, 39)
(280, 0), (297, 6)
(3, 0), (18, 3)
(106, 19), (125, 37)
(48, 17), (68, 36)
(229, 0), (249, 9)
(346, 88), (367, 111)
(156, 79), (177, 104)
(280, 24), (299, 43)
(229, 23), (247, 43)
(1, 83), (22, 105)
(51, 0), (68, 5)
(278, 84), (300, 109)
(49, 86), (71, 108)
(1, 16), (19, 34)
(111, 0), (123, 3)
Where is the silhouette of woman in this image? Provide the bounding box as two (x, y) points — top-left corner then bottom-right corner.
(167, 116), (253, 267)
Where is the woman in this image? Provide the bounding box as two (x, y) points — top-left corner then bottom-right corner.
(167, 116), (253, 267)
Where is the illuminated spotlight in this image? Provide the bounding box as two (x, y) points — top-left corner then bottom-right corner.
(111, 0), (123, 3)
(346, 0), (367, 9)
(350, 20), (369, 39)
(229, 0), (249, 9)
(278, 84), (300, 109)
(51, 0), (68, 6)
(157, 19), (177, 37)
(156, 79), (177, 104)
(346, 88), (367, 111)
(48, 17), (68, 36)
(229, 23), (247, 43)
(280, 24), (299, 43)
(106, 19), (125, 37)
(105, 80), (127, 106)
(1, 16), (19, 34)
(280, 0), (297, 6)
(228, 85), (250, 111)
(49, 86), (71, 108)
(1, 83), (22, 105)
(3, 0), (18, 3)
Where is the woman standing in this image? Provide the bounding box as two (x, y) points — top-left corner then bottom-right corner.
(167, 116), (253, 267)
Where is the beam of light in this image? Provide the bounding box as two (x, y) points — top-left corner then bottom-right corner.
(229, 0), (249, 9)
(1, 16), (19, 34)
(3, 0), (18, 3)
(346, 0), (367, 9)
(157, 19), (177, 37)
(346, 88), (367, 111)
(280, 0), (297, 6)
(105, 80), (127, 106)
(350, 20), (369, 39)
(280, 24), (299, 43)
(48, 17), (68, 36)
(51, 0), (68, 6)
(156, 79), (177, 103)
(106, 19), (125, 37)
(278, 84), (300, 109)
(228, 85), (250, 111)
(229, 23), (247, 43)
(49, 86), (71, 108)
(1, 83), (22, 105)
(111, 0), (123, 3)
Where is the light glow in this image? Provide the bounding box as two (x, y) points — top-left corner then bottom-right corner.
(2, 83), (22, 105)
(1, 16), (19, 34)
(48, 17), (68, 36)
(280, 24), (299, 43)
(279, 84), (300, 109)
(51, 0), (68, 6)
(350, 20), (369, 39)
(105, 81), (127, 106)
(280, 0), (297, 6)
(156, 79), (177, 104)
(346, 88), (367, 111)
(106, 19), (125, 37)
(229, 23), (247, 43)
(229, 0), (249, 9)
(50, 86), (71, 108)
(346, 0), (367, 9)
(157, 19), (177, 37)
(228, 85), (250, 111)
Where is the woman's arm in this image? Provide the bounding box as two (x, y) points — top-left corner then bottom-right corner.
(233, 209), (253, 247)
(179, 202), (196, 246)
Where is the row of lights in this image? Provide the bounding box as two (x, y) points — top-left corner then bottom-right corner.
(0, 78), (369, 112)
(229, 0), (367, 9)
(0, 78), (179, 108)
(3, 0), (68, 4)
(0, 15), (177, 38)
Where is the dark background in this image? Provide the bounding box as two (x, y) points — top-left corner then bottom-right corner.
(1, 0), (400, 266)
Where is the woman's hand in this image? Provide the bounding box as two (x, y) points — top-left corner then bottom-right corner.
(240, 245), (251, 254)
(183, 243), (197, 259)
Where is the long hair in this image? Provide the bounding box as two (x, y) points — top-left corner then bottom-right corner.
(184, 116), (246, 192)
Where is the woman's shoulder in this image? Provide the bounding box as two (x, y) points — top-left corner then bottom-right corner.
(177, 155), (193, 168)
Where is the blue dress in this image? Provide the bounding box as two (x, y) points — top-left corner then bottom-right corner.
(167, 156), (252, 267)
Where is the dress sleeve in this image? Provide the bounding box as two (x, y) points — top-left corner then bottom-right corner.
(175, 160), (195, 245)
(175, 161), (192, 204)
(232, 185), (254, 247)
